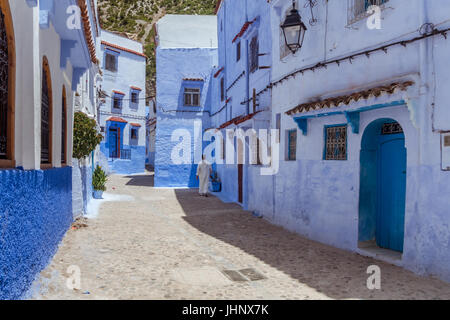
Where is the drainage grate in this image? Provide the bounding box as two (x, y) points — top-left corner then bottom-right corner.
(239, 268), (267, 281)
(222, 268), (266, 282)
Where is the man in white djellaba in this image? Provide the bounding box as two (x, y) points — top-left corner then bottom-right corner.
(196, 155), (212, 197)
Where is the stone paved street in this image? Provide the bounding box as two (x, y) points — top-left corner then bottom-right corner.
(29, 173), (450, 300)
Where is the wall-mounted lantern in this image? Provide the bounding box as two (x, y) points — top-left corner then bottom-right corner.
(281, 1), (307, 54)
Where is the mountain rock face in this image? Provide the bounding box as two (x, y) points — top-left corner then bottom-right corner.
(98, 0), (217, 97)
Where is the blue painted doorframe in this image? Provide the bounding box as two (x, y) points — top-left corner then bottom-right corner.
(359, 119), (407, 253)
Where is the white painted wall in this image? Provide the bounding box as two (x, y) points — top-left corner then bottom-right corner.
(9, 0), (75, 170)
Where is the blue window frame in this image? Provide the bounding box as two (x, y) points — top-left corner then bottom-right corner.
(112, 92), (124, 109)
(130, 88), (140, 109)
(324, 124), (348, 160)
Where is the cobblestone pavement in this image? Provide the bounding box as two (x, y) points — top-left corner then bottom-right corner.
(29, 173), (450, 300)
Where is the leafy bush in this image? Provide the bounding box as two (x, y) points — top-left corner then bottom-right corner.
(93, 165), (108, 191)
(73, 112), (103, 159)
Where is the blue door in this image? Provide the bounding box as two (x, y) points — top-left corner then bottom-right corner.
(377, 133), (407, 252)
(109, 128), (118, 158)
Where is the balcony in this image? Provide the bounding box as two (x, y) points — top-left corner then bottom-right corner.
(109, 149), (131, 160)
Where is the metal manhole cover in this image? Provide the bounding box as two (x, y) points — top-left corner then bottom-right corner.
(239, 268), (267, 281)
(222, 268), (267, 282)
(222, 270), (248, 282)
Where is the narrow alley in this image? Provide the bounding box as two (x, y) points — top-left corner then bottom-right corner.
(29, 173), (450, 300)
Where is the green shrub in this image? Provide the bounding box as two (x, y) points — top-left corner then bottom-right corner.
(93, 165), (108, 191)
(73, 112), (103, 160)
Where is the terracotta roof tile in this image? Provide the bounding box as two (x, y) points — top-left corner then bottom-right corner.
(218, 111), (261, 129)
(106, 117), (127, 123)
(130, 86), (142, 91)
(232, 18), (257, 43)
(214, 67), (224, 78)
(78, 0), (97, 63)
(113, 90), (125, 95)
(130, 123), (142, 127)
(101, 41), (147, 58)
(286, 81), (415, 115)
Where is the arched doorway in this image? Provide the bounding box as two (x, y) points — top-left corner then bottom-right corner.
(41, 56), (53, 167)
(359, 119), (407, 253)
(0, 0), (15, 167)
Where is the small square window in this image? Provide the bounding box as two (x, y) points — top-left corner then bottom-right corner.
(324, 125), (347, 160)
(184, 88), (200, 107)
(287, 130), (297, 161)
(105, 53), (117, 72)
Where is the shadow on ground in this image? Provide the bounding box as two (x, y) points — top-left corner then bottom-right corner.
(124, 173), (155, 187)
(173, 188), (449, 300)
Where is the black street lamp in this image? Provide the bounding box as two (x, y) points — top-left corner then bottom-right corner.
(281, 1), (307, 54)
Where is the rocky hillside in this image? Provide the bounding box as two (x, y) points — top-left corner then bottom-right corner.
(98, 0), (217, 97)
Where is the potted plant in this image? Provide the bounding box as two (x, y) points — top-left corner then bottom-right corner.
(209, 171), (221, 192)
(93, 165), (107, 199)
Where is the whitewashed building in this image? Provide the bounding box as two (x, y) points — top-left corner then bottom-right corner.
(0, 0), (100, 299)
(268, 0), (450, 282)
(98, 30), (147, 174)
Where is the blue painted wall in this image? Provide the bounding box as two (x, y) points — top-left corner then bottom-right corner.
(155, 47), (217, 187)
(100, 143), (146, 175)
(210, 0), (273, 211)
(0, 167), (73, 299)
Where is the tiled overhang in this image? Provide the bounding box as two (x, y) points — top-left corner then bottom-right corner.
(286, 81), (414, 116)
(106, 117), (128, 123)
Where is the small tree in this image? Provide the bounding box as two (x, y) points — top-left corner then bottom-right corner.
(92, 165), (108, 192)
(73, 112), (103, 159)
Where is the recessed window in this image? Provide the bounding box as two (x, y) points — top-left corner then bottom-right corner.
(184, 88), (200, 106)
(249, 35), (259, 73)
(324, 125), (347, 160)
(113, 97), (121, 108)
(236, 41), (241, 62)
(286, 129), (297, 161)
(131, 92), (138, 104)
(131, 128), (138, 140)
(220, 78), (225, 102)
(105, 53), (117, 72)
